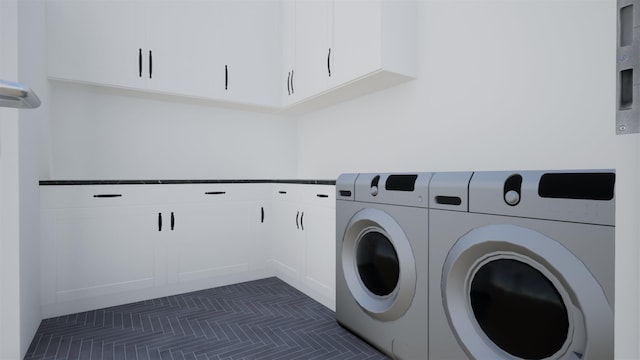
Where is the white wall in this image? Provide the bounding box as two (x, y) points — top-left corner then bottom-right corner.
(0, 0), (23, 358)
(0, 1), (46, 360)
(18, 0), (46, 357)
(1, 0), (46, 358)
(296, 1), (640, 358)
(47, 82), (297, 180)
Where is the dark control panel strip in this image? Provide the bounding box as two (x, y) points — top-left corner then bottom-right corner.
(538, 173), (615, 200)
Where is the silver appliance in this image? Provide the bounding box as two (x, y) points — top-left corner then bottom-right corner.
(428, 170), (615, 359)
(336, 172), (432, 359)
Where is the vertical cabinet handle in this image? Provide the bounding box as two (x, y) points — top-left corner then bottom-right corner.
(261, 207), (265, 223)
(138, 49), (142, 77)
(287, 72), (291, 95)
(158, 212), (162, 232)
(290, 70), (294, 94)
(148, 50), (153, 79)
(327, 48), (331, 77)
(296, 211), (300, 229)
(300, 211), (304, 231)
(225, 65), (228, 90)
(170, 212), (175, 231)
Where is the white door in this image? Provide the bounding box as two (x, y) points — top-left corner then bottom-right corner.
(167, 201), (251, 284)
(47, 0), (146, 89)
(270, 188), (304, 281)
(302, 188), (336, 302)
(222, 1), (281, 106)
(146, 1), (225, 98)
(293, 0), (331, 100)
(50, 205), (159, 303)
(282, 0), (297, 104)
(330, 0), (382, 87)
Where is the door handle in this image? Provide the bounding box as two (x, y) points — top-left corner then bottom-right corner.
(261, 207), (265, 223)
(170, 212), (175, 231)
(158, 212), (162, 232)
(300, 211), (304, 231)
(296, 211), (299, 229)
(225, 65), (228, 90)
(148, 50), (153, 79)
(287, 71), (291, 96)
(93, 194), (122, 198)
(327, 48), (331, 77)
(138, 49), (142, 77)
(290, 70), (294, 94)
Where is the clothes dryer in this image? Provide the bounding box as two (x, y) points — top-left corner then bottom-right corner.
(336, 172), (432, 359)
(428, 170), (615, 360)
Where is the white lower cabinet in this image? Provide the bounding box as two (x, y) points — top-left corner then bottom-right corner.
(269, 184), (336, 310)
(165, 185), (262, 286)
(300, 188), (336, 307)
(40, 184), (271, 317)
(269, 186), (305, 280)
(40, 182), (335, 317)
(41, 205), (160, 306)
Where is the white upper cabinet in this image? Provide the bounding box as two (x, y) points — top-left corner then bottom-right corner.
(293, 0), (332, 102)
(145, 1), (225, 99)
(330, 0), (383, 87)
(47, 0), (281, 108)
(47, 0), (146, 89)
(282, 0), (418, 111)
(46, 0), (416, 112)
(222, 1), (282, 106)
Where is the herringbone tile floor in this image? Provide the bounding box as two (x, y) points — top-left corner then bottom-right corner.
(25, 277), (388, 360)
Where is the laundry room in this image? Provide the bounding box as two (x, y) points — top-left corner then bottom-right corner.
(1, 0), (639, 359)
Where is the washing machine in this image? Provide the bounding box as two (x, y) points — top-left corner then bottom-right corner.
(428, 170), (615, 360)
(336, 172), (433, 359)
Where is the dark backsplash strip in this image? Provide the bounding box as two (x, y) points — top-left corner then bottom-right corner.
(39, 179), (336, 186)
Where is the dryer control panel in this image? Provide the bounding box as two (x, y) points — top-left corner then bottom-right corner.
(469, 170), (616, 226)
(353, 173), (433, 207)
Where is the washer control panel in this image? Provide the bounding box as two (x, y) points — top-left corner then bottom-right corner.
(354, 173), (433, 207)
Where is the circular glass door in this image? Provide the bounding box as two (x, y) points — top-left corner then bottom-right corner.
(341, 208), (416, 321)
(356, 230), (400, 297)
(470, 258), (569, 359)
(441, 224), (613, 360)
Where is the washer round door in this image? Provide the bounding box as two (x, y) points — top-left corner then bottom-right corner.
(442, 224), (613, 360)
(341, 207), (417, 321)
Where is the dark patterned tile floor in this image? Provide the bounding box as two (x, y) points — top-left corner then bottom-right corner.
(25, 277), (388, 360)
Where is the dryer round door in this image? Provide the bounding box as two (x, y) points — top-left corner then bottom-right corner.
(341, 207), (417, 321)
(441, 224), (613, 360)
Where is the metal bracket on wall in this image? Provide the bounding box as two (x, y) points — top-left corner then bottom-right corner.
(617, 0), (640, 134)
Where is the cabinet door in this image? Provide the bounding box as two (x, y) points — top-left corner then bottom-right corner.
(221, 1), (282, 106)
(301, 187), (336, 306)
(146, 1), (225, 98)
(294, 0), (331, 100)
(330, 0), (382, 87)
(270, 188), (304, 281)
(47, 0), (146, 89)
(282, 0), (297, 104)
(167, 201), (251, 284)
(45, 205), (160, 303)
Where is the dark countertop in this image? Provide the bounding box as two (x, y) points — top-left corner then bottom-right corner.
(39, 179), (336, 186)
